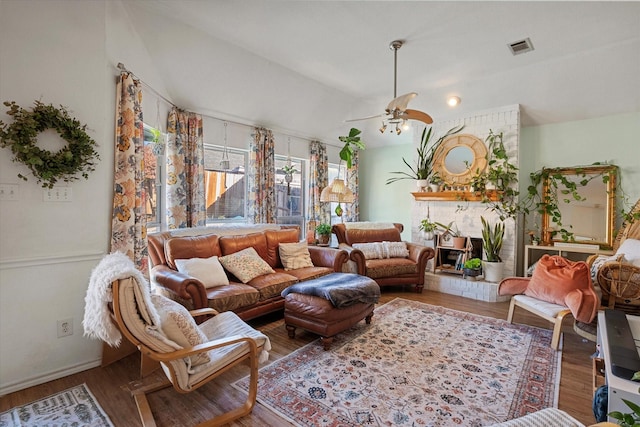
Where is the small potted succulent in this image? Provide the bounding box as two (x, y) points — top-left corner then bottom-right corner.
(463, 258), (482, 279)
(315, 223), (332, 246)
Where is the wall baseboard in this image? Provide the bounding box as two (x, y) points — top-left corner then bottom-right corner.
(0, 358), (102, 397)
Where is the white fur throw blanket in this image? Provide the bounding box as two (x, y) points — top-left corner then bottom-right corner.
(83, 252), (155, 347)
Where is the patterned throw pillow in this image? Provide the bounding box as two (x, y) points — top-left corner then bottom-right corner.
(353, 241), (409, 260)
(219, 247), (275, 283)
(151, 294), (210, 367)
(174, 256), (229, 288)
(279, 242), (314, 270)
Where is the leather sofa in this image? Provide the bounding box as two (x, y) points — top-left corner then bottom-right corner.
(148, 226), (349, 321)
(332, 222), (434, 293)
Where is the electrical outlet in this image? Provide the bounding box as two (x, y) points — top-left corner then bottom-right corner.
(57, 318), (73, 338)
(43, 186), (72, 202)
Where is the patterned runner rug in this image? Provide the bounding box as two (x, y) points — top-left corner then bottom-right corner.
(233, 298), (561, 426)
(0, 383), (113, 427)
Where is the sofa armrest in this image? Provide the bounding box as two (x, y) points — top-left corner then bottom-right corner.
(340, 244), (366, 276)
(151, 265), (209, 310)
(307, 246), (349, 272)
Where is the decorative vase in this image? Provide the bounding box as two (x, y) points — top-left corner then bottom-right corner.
(429, 183), (440, 192)
(284, 173), (293, 183)
(416, 179), (429, 191)
(452, 236), (466, 249)
(463, 268), (482, 280)
(317, 233), (330, 246)
(421, 230), (435, 241)
(482, 261), (505, 283)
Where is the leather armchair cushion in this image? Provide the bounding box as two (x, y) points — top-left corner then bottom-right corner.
(164, 234), (221, 270)
(344, 227), (402, 245)
(364, 258), (417, 279)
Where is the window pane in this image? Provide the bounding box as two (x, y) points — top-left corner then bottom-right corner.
(143, 125), (163, 233)
(204, 148), (246, 221)
(275, 157), (304, 218)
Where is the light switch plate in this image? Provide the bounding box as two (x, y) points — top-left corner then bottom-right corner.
(0, 184), (20, 201)
(43, 186), (72, 202)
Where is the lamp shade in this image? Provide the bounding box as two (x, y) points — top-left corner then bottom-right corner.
(320, 179), (355, 203)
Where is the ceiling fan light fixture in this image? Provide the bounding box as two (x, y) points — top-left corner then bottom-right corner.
(447, 96), (461, 107)
(402, 120), (410, 131)
(379, 122), (387, 133)
(395, 123), (402, 135)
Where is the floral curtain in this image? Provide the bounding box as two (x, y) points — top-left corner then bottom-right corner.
(345, 150), (359, 222)
(111, 72), (148, 275)
(248, 127), (276, 223)
(166, 107), (206, 229)
(307, 140), (330, 226)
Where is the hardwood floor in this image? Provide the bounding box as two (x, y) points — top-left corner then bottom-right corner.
(0, 289), (598, 426)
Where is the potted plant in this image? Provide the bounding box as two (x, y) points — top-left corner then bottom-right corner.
(281, 164), (297, 182)
(315, 223), (332, 246)
(386, 125), (464, 189)
(608, 397), (640, 426)
(419, 218), (438, 240)
(429, 172), (442, 192)
(435, 221), (466, 249)
(481, 216), (505, 282)
(463, 258), (482, 279)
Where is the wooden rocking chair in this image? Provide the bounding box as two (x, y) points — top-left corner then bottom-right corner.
(110, 276), (270, 427)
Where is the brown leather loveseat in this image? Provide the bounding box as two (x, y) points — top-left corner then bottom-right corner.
(332, 222), (434, 293)
(148, 226), (349, 321)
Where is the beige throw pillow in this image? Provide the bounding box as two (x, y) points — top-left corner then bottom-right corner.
(174, 256), (229, 288)
(151, 294), (210, 367)
(219, 247), (275, 283)
(353, 241), (409, 260)
(279, 242), (314, 270)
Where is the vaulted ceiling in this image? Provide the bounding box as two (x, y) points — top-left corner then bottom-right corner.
(122, 1), (640, 147)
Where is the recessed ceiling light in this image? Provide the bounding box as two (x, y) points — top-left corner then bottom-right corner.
(447, 96), (461, 107)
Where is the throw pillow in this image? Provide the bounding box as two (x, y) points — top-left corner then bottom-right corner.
(525, 254), (593, 306)
(352, 241), (409, 260)
(278, 242), (314, 270)
(174, 256), (229, 288)
(151, 294), (210, 367)
(616, 238), (640, 266)
(219, 247), (275, 283)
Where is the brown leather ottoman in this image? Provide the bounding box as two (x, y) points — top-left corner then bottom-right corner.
(282, 273), (379, 350)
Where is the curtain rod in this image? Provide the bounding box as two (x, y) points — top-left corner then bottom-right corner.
(116, 62), (339, 147)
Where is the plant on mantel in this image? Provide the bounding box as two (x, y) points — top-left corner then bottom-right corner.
(385, 125), (464, 185)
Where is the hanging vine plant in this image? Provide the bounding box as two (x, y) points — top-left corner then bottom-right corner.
(0, 100), (100, 188)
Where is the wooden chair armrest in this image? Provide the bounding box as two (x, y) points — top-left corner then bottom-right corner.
(138, 334), (259, 363)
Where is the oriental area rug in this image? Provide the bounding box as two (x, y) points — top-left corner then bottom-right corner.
(0, 383), (114, 427)
(233, 298), (561, 427)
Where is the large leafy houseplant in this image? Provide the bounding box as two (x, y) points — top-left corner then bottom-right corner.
(386, 125), (464, 184)
(338, 128), (365, 169)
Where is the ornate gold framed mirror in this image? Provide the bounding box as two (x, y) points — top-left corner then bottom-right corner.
(541, 165), (617, 249)
(432, 134), (487, 185)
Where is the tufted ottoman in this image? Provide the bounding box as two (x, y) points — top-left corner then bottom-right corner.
(281, 273), (380, 350)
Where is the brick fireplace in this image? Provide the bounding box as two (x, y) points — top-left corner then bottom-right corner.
(411, 104), (522, 301)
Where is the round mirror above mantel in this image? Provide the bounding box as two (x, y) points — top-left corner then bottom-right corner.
(432, 134), (488, 186)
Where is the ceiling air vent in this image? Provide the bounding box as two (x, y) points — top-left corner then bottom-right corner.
(508, 38), (534, 56)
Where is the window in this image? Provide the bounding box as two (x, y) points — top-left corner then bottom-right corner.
(203, 145), (247, 222)
(274, 156), (306, 237)
(143, 124), (165, 234)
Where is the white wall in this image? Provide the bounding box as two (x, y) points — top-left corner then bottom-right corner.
(0, 0), (112, 394)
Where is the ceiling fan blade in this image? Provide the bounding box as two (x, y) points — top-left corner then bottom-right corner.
(404, 109), (433, 125)
(386, 92), (417, 112)
(344, 113), (387, 123)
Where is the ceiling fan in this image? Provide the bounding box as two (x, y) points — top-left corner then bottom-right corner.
(346, 40), (433, 135)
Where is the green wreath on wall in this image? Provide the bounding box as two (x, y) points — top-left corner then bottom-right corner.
(0, 100), (100, 188)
